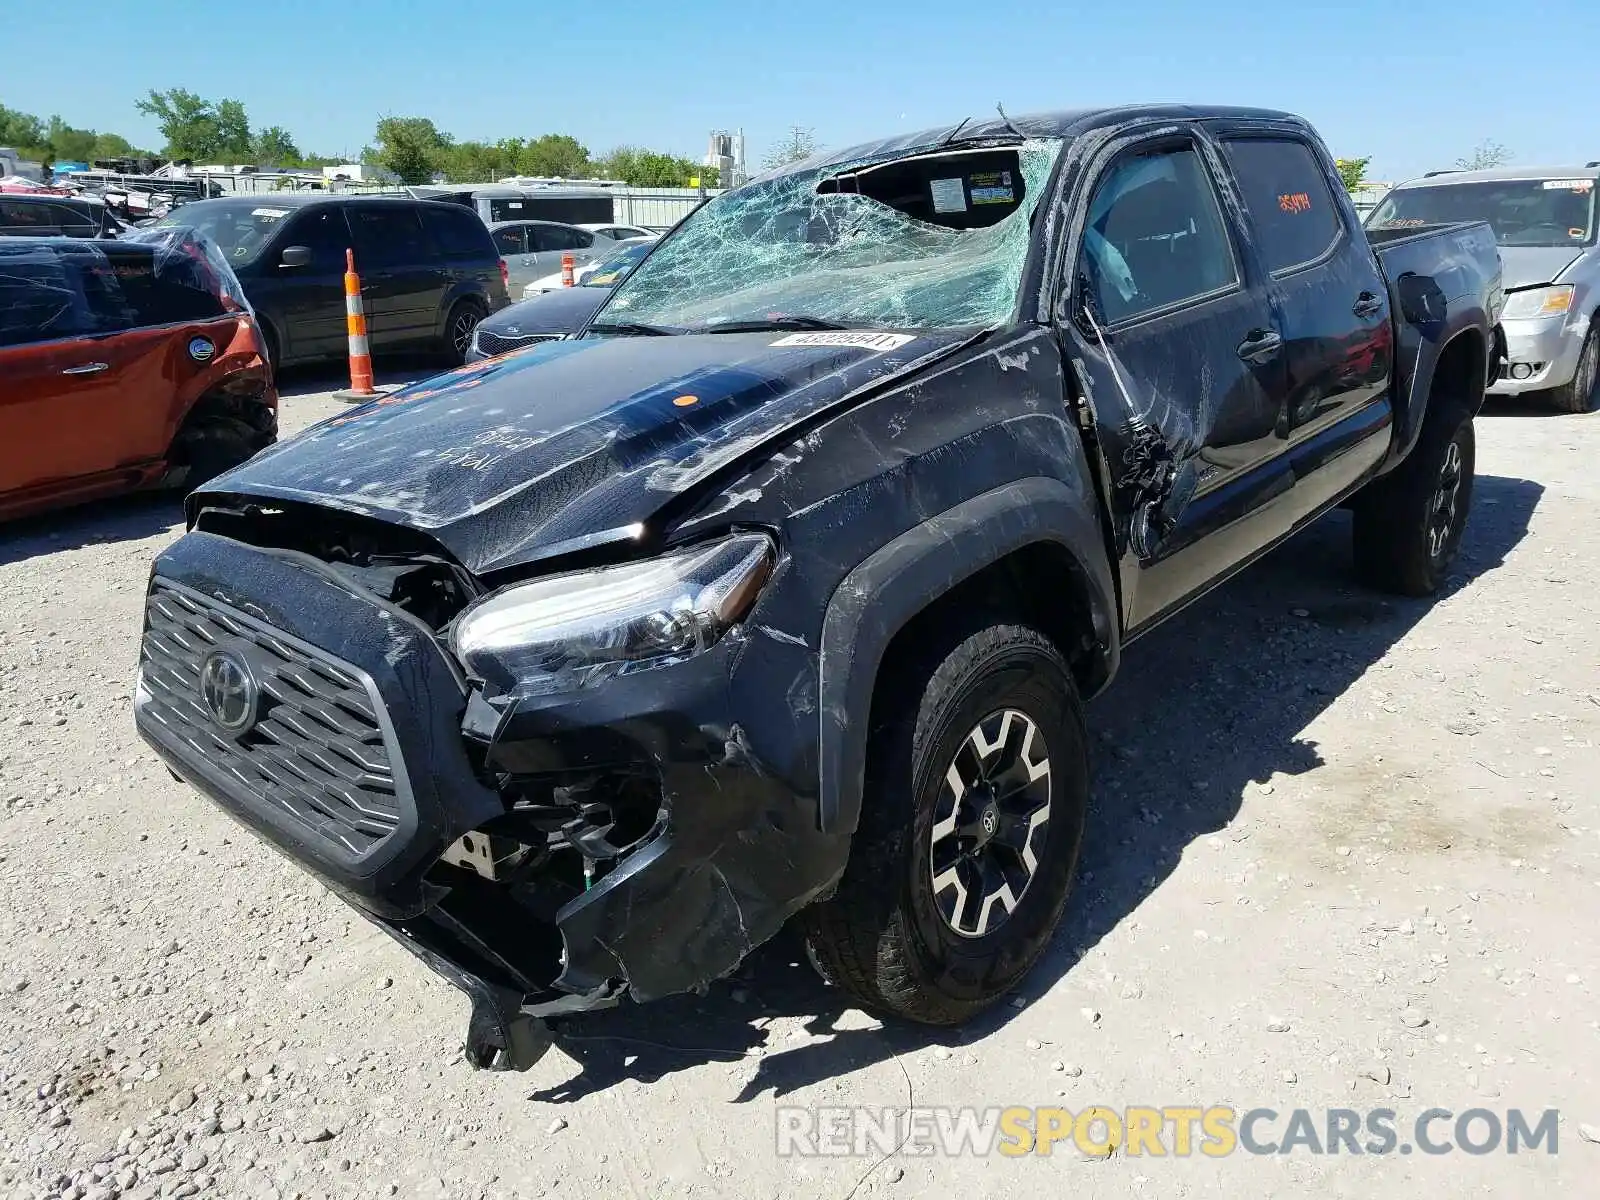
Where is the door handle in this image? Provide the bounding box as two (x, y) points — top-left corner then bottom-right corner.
(1353, 291), (1384, 319)
(1236, 329), (1282, 361)
(61, 362), (110, 376)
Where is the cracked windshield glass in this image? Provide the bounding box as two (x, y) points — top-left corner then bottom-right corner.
(599, 138), (1063, 332)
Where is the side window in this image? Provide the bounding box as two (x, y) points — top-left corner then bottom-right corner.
(94, 252), (226, 328)
(0, 257), (92, 345)
(491, 226), (526, 255)
(422, 206), (490, 258)
(53, 203), (99, 237)
(347, 205), (429, 270)
(1223, 138), (1343, 275)
(283, 208), (351, 268)
(533, 225), (594, 252)
(1, 200), (57, 235)
(1079, 146), (1238, 324)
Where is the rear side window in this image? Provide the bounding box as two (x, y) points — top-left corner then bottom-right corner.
(1224, 138), (1343, 274)
(0, 254), (92, 345)
(347, 205), (429, 270)
(532, 225), (594, 252)
(491, 226), (527, 255)
(422, 204), (491, 258)
(0, 199), (96, 237)
(1079, 146), (1238, 324)
(94, 253), (228, 327)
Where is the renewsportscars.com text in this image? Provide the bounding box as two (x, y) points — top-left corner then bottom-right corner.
(775, 1105), (1563, 1158)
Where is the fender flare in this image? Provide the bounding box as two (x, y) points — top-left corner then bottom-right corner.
(815, 477), (1118, 836)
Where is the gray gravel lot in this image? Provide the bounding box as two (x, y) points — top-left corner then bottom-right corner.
(1, 375), (1597, 1199)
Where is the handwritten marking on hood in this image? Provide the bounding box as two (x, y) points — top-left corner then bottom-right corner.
(996, 351), (1030, 372)
(770, 331), (915, 352)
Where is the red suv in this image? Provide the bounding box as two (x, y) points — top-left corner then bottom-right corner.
(0, 228), (277, 522)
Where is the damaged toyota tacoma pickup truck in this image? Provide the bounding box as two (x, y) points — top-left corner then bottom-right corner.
(135, 106), (1502, 1069)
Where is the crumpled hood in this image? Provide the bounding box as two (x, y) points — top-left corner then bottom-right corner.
(1498, 246), (1586, 291)
(198, 330), (965, 574)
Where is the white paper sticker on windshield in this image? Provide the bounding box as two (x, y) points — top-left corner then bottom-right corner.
(251, 207), (290, 218)
(1542, 179), (1594, 191)
(930, 177), (967, 213)
(771, 331), (916, 352)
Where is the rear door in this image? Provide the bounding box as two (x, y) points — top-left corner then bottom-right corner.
(265, 205), (352, 362)
(0, 248), (146, 494)
(1061, 130), (1293, 630)
(1214, 129), (1394, 514)
(492, 224), (540, 294)
(346, 203), (441, 346)
(530, 223), (597, 275)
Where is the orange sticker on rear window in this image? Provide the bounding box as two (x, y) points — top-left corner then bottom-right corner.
(1278, 192), (1313, 214)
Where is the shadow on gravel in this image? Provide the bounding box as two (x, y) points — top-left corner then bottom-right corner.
(0, 491), (184, 567)
(532, 473), (1543, 1103)
(1478, 395), (1564, 420)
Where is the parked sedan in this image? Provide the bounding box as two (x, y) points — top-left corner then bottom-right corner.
(488, 220), (637, 295)
(522, 237), (653, 296)
(466, 238), (656, 362)
(0, 228), (277, 522)
(1, 192), (125, 238)
(1368, 165), (1600, 412)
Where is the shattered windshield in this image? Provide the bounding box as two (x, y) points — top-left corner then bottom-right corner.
(1370, 178), (1597, 247)
(598, 138), (1064, 331)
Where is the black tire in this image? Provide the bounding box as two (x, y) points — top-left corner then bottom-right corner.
(443, 299), (486, 365)
(164, 419), (265, 492)
(1550, 322), (1599, 414)
(801, 620), (1089, 1025)
(1352, 413), (1475, 597)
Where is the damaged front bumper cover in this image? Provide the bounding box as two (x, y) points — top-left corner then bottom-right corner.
(135, 532), (848, 1068)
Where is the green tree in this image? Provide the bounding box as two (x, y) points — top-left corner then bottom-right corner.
(0, 104), (47, 152)
(136, 88), (222, 160)
(1456, 139), (1512, 171)
(45, 116), (98, 163)
(517, 133), (590, 178)
(372, 116), (448, 184)
(1335, 157), (1371, 193)
(596, 145), (710, 188)
(89, 132), (136, 160)
(252, 126), (301, 167)
(762, 125), (816, 170)
(214, 99), (253, 159)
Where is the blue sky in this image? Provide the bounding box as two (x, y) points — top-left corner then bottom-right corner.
(2, 0), (1595, 181)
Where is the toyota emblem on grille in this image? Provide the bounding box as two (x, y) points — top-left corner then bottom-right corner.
(198, 649), (258, 734)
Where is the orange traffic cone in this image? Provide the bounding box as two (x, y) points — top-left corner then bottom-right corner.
(335, 249), (379, 402)
(561, 253), (575, 287)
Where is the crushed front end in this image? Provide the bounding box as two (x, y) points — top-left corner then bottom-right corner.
(134, 503), (848, 1070)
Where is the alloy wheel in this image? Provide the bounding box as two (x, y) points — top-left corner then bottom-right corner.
(452, 309), (482, 356)
(928, 708), (1053, 938)
(1427, 438), (1464, 559)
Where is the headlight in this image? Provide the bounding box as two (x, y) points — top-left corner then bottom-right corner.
(1501, 285), (1575, 320)
(451, 533), (776, 696)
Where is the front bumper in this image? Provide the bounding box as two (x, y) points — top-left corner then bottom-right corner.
(134, 530), (847, 1063)
(1489, 314), (1589, 395)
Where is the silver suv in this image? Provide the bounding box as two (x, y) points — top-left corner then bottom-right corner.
(1368, 165), (1599, 412)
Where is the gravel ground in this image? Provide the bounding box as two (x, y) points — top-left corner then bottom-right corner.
(1, 376), (1597, 1200)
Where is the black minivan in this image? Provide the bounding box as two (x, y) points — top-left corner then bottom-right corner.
(157, 195), (510, 368)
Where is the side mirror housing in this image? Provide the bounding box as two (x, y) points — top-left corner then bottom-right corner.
(279, 245), (312, 268)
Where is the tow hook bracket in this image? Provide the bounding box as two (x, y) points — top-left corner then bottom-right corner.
(464, 988), (554, 1072)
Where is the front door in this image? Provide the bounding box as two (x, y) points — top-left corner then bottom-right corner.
(1060, 133), (1293, 631)
(267, 206), (353, 363)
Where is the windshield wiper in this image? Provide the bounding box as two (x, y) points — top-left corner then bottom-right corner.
(698, 316), (855, 334)
(587, 321), (679, 337)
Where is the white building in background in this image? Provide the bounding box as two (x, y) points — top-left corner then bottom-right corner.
(705, 130), (747, 189)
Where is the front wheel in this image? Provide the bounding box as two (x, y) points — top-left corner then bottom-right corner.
(1352, 414), (1475, 596)
(1550, 324), (1599, 414)
(801, 621), (1089, 1025)
(442, 300), (486, 365)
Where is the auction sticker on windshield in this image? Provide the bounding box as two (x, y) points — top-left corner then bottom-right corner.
(771, 331), (916, 352)
(1542, 180), (1594, 191)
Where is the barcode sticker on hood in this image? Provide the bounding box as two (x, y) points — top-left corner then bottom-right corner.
(770, 331), (915, 352)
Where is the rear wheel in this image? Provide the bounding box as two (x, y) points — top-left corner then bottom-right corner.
(1550, 323), (1599, 414)
(1352, 412), (1475, 596)
(801, 620), (1089, 1025)
(443, 299), (486, 365)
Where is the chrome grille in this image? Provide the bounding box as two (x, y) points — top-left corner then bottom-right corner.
(138, 582), (404, 858)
